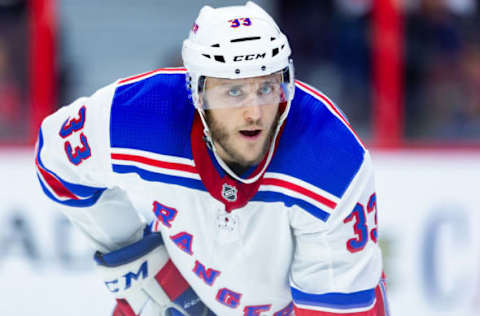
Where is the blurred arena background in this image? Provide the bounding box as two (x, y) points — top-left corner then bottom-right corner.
(1, 0), (479, 315)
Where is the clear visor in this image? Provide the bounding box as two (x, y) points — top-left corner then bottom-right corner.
(200, 70), (290, 109)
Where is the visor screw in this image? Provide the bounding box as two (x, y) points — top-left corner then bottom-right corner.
(235, 69), (240, 74)
(261, 65), (266, 71)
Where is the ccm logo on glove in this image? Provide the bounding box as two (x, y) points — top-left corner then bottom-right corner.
(104, 261), (148, 292)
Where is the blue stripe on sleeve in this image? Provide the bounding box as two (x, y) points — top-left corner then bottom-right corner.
(36, 128), (107, 198)
(291, 287), (376, 310)
(37, 174), (106, 207)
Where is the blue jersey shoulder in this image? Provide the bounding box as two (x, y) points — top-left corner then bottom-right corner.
(109, 70), (194, 159)
(270, 82), (366, 199)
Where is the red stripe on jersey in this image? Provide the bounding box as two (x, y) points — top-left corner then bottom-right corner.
(262, 177), (337, 209)
(111, 153), (197, 174)
(374, 285), (386, 316)
(295, 80), (366, 149)
(35, 158), (79, 200)
(118, 68), (187, 84)
(295, 80), (347, 122)
(154, 259), (190, 300)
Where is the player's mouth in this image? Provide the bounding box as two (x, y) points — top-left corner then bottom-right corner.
(239, 129), (262, 140)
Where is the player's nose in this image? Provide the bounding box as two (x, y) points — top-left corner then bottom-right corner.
(242, 103), (262, 122)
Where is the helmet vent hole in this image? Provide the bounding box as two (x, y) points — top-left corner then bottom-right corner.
(281, 44), (285, 49)
(270, 37), (276, 41)
(214, 55), (226, 63)
(211, 43), (220, 47)
(272, 48), (279, 57)
(261, 66), (266, 71)
(235, 69), (240, 74)
(202, 54), (211, 59)
(230, 36), (261, 43)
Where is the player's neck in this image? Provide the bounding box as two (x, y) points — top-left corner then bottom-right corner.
(225, 161), (250, 177)
(214, 145), (260, 177)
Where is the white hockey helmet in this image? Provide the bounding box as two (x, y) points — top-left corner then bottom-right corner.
(182, 1), (295, 183)
(182, 1), (295, 111)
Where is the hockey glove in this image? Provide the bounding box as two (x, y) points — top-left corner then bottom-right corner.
(94, 228), (212, 316)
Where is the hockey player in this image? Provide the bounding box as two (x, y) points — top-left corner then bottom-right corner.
(35, 2), (389, 315)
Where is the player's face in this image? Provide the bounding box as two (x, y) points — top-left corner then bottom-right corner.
(202, 74), (283, 167)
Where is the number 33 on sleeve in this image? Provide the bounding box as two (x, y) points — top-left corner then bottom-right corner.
(344, 193), (378, 253)
(58, 105), (92, 165)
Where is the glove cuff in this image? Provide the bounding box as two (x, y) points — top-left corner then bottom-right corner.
(94, 233), (164, 267)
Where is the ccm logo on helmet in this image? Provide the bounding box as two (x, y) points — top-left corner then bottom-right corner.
(233, 53), (266, 62)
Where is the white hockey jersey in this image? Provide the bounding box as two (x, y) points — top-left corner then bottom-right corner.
(35, 68), (388, 315)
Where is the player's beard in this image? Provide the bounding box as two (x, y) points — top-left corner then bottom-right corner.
(205, 110), (281, 170)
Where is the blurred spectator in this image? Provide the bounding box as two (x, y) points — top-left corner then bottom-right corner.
(456, 42), (480, 137)
(405, 0), (480, 141)
(278, 0), (372, 138)
(0, 0), (29, 142)
(445, 0), (476, 16)
(0, 41), (21, 138)
(279, 0), (480, 142)
(331, 0), (371, 137)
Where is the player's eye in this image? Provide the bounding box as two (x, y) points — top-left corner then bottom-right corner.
(259, 83), (273, 95)
(228, 86), (243, 97)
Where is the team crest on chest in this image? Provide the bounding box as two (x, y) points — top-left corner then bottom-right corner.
(221, 183), (237, 202)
